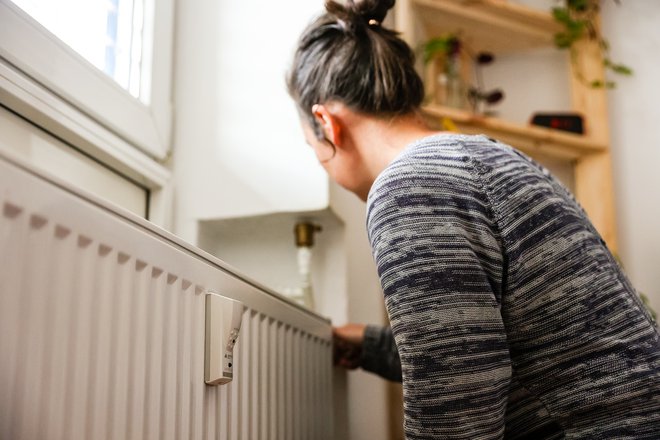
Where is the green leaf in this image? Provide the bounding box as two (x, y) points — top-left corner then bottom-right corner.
(422, 37), (451, 64)
(552, 7), (572, 25)
(590, 80), (616, 89)
(554, 33), (574, 49)
(603, 58), (633, 76)
(610, 63), (633, 75)
(566, 19), (586, 38)
(552, 6), (586, 50)
(600, 39), (610, 51)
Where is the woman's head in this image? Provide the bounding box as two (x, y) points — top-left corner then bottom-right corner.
(286, 0), (424, 141)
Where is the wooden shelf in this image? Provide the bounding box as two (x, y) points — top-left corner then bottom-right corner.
(390, 0), (618, 252)
(411, 0), (562, 54)
(422, 104), (607, 161)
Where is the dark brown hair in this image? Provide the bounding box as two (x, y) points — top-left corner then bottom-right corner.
(286, 0), (424, 139)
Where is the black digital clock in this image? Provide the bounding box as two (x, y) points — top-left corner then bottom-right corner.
(530, 113), (585, 135)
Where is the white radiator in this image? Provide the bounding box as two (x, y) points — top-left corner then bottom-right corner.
(0, 151), (333, 440)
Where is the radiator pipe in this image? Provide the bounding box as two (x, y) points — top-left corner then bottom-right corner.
(281, 222), (322, 310)
(294, 222), (322, 247)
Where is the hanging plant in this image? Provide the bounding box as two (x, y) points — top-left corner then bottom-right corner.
(552, 0), (632, 88)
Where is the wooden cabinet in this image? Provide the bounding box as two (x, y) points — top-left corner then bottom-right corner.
(394, 0), (618, 251)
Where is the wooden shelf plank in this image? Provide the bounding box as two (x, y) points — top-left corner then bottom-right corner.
(411, 0), (562, 54)
(422, 104), (607, 161)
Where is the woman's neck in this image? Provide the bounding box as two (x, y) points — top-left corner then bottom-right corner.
(354, 111), (440, 188)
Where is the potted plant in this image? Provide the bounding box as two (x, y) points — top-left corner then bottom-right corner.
(422, 35), (504, 115)
(421, 34), (466, 109)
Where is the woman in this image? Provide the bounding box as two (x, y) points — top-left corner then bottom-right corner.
(286, 1), (660, 438)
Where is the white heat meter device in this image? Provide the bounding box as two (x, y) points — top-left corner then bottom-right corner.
(205, 292), (245, 385)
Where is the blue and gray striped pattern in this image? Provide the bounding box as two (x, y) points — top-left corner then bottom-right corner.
(366, 134), (660, 439)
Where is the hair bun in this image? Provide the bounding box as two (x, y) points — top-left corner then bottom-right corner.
(353, 0), (395, 23)
(326, 0), (395, 30)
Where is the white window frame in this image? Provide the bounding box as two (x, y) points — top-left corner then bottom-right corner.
(0, 0), (174, 227)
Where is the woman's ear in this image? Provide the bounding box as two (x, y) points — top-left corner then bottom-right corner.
(312, 104), (342, 147)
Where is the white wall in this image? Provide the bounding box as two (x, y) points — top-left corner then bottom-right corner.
(602, 1), (660, 312)
(171, 0), (328, 243)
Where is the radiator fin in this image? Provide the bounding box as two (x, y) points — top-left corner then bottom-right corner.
(0, 158), (333, 440)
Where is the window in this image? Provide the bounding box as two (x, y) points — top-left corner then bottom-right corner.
(0, 0), (173, 226)
(9, 0), (146, 99)
(0, 0), (174, 159)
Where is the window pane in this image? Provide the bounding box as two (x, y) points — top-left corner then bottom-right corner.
(9, 0), (145, 99)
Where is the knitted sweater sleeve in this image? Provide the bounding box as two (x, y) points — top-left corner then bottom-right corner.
(367, 150), (512, 439)
(360, 325), (402, 382)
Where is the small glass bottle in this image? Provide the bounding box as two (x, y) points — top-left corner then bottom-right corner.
(435, 73), (448, 105)
(445, 56), (465, 109)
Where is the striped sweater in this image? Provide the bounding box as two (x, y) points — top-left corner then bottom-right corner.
(366, 133), (660, 439)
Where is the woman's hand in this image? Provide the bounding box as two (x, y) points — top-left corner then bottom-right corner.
(332, 323), (366, 369)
